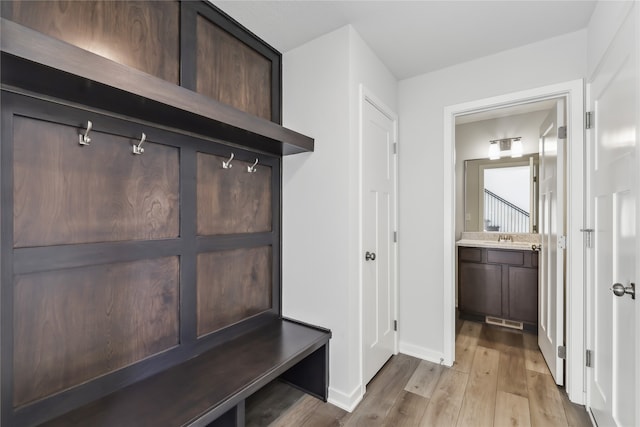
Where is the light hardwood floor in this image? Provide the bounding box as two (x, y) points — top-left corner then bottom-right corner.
(246, 320), (592, 427)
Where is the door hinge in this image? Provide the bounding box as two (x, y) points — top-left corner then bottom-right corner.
(558, 235), (567, 250)
(586, 112), (593, 129)
(586, 349), (592, 367)
(393, 231), (397, 243)
(558, 126), (567, 139)
(393, 142), (398, 154)
(580, 228), (594, 248)
(558, 345), (566, 359)
(394, 320), (398, 331)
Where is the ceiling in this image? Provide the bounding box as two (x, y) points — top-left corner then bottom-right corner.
(212, 1), (597, 80)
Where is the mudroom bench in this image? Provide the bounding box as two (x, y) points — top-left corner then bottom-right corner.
(40, 318), (330, 427)
(1, 6), (325, 427)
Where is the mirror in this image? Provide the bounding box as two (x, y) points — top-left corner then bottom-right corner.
(464, 154), (538, 233)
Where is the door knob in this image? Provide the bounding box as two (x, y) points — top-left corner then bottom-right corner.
(611, 282), (635, 300)
(365, 251), (376, 261)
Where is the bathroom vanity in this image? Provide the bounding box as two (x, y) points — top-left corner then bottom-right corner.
(457, 234), (539, 331)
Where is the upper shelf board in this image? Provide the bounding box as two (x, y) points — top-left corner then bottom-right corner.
(0, 18), (313, 155)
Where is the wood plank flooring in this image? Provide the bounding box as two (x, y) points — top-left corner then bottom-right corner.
(246, 320), (592, 427)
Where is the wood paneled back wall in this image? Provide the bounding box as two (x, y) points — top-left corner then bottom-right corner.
(1, 0), (282, 122)
(1, 2), (283, 425)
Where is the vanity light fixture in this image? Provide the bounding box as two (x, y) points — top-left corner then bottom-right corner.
(488, 141), (500, 159)
(488, 137), (522, 159)
(510, 138), (523, 158)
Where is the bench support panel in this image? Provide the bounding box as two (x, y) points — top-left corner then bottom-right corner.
(280, 344), (329, 402)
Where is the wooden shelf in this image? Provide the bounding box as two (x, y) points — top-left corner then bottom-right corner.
(0, 18), (313, 155)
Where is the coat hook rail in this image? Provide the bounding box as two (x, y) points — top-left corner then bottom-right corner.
(247, 158), (258, 173)
(79, 120), (92, 146)
(133, 132), (146, 155)
(223, 153), (234, 169)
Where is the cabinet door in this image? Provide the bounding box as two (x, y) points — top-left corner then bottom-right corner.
(507, 266), (538, 324)
(459, 262), (503, 317)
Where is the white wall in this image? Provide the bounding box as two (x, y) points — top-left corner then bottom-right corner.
(455, 110), (548, 238)
(282, 25), (396, 411)
(587, 0), (636, 78)
(397, 30), (587, 361)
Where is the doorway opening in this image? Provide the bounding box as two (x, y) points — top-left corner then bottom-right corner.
(443, 80), (585, 404)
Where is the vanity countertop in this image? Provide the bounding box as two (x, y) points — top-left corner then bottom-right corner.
(456, 232), (540, 251)
(456, 239), (536, 250)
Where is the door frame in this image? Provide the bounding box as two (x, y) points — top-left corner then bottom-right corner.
(359, 85), (399, 394)
(443, 79), (585, 403)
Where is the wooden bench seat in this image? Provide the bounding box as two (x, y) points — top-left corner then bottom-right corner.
(39, 318), (330, 427)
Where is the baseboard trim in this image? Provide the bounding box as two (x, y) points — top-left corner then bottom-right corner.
(399, 341), (449, 366)
(327, 384), (363, 412)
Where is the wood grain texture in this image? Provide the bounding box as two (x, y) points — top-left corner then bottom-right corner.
(4, 0), (180, 84)
(384, 391), (429, 427)
(497, 349), (528, 398)
(197, 247), (272, 336)
(458, 261), (503, 317)
(265, 381), (347, 427)
(404, 360), (444, 399)
(456, 346), (500, 427)
(452, 320), (482, 373)
(526, 370), (569, 427)
(246, 319), (593, 427)
(343, 354), (419, 427)
(477, 324), (525, 353)
(558, 387), (592, 427)
(494, 391), (531, 427)
(270, 395), (322, 427)
(39, 319), (330, 427)
(420, 369), (468, 427)
(13, 116), (179, 247)
(481, 326), (528, 398)
(1, 19), (314, 155)
(246, 380), (305, 427)
(523, 333), (551, 375)
(196, 14), (271, 120)
(13, 257), (179, 407)
(197, 152), (272, 235)
(508, 266), (539, 323)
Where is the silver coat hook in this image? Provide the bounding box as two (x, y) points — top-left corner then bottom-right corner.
(133, 132), (146, 155)
(247, 158), (258, 173)
(79, 120), (92, 145)
(222, 153), (234, 169)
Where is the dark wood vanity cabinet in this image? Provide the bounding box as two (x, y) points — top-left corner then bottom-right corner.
(458, 246), (538, 328)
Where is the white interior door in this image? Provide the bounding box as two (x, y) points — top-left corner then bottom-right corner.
(587, 6), (637, 426)
(538, 99), (566, 386)
(362, 94), (396, 386)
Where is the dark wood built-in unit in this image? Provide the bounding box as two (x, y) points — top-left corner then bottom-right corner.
(1, 2), (326, 426)
(458, 246), (538, 330)
(3, 0), (182, 84)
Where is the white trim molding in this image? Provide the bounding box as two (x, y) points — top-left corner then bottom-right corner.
(443, 79), (585, 404)
(328, 384), (364, 412)
(399, 341), (446, 366)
